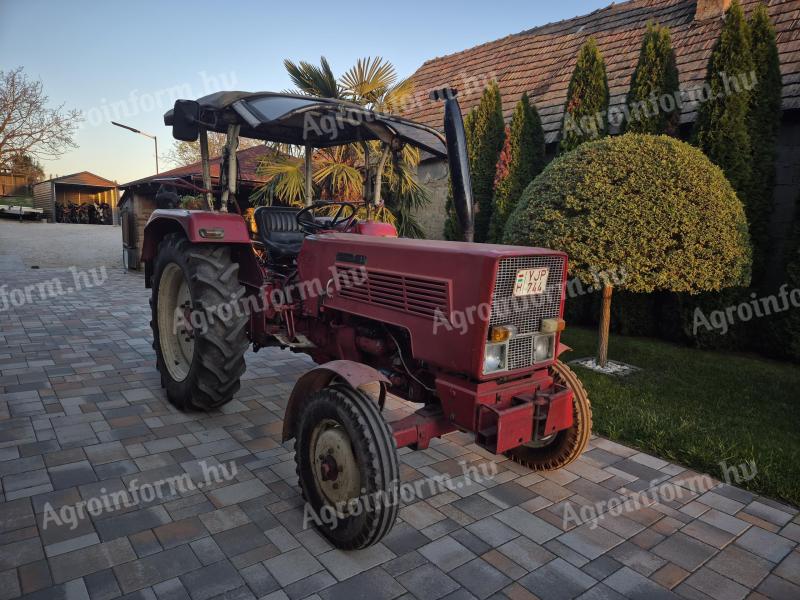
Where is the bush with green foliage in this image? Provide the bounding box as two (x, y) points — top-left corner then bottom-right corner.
(469, 81), (506, 242)
(505, 134), (751, 292)
(693, 0), (753, 201)
(560, 37), (610, 154)
(505, 134), (751, 362)
(488, 93), (545, 243)
(624, 22), (680, 136)
(747, 3), (783, 283)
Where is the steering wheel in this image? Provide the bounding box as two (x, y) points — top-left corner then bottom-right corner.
(296, 201), (358, 234)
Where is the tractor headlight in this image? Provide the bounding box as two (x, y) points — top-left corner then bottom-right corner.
(533, 334), (555, 363)
(483, 342), (507, 374)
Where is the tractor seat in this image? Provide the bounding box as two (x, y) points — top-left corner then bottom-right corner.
(253, 206), (305, 259)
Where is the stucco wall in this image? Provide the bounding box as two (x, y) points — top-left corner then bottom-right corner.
(413, 159), (450, 240)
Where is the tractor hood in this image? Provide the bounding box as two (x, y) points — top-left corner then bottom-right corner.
(298, 233), (568, 380)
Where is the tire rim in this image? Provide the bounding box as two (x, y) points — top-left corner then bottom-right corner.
(157, 262), (194, 382)
(310, 418), (362, 509)
(523, 433), (557, 448)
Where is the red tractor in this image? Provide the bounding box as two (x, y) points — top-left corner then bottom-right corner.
(142, 89), (591, 549)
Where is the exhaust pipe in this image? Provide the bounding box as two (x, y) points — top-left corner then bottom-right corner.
(431, 88), (475, 243)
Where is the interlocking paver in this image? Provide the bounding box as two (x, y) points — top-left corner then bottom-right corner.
(735, 526), (796, 563)
(113, 545), (201, 593)
(397, 563), (459, 600)
(651, 532), (716, 572)
(558, 524), (624, 560)
(50, 537), (136, 583)
(179, 560), (244, 600)
(518, 558), (596, 600)
(685, 566), (749, 600)
(604, 566), (678, 599)
(449, 557), (510, 599)
(263, 547), (324, 587)
(418, 536), (475, 572)
(0, 252), (793, 600)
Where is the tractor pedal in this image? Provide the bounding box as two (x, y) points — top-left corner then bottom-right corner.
(274, 333), (316, 348)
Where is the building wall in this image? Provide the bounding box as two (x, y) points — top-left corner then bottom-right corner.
(413, 160), (451, 239)
(766, 114), (800, 285)
(32, 181), (55, 221)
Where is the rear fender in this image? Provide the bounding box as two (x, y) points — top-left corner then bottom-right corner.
(282, 360), (390, 441)
(142, 209), (259, 287)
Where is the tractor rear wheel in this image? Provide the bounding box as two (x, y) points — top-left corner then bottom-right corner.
(150, 233), (249, 411)
(294, 384), (400, 550)
(505, 360), (592, 471)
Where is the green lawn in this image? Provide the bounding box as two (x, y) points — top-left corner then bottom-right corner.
(0, 196), (33, 208)
(562, 326), (800, 507)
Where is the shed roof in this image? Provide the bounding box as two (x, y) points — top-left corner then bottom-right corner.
(402, 0), (800, 143)
(41, 171), (118, 188)
(121, 144), (273, 189)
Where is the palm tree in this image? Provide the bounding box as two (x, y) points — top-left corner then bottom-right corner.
(256, 56), (430, 237)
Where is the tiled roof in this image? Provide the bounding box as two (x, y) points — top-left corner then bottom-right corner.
(44, 171), (118, 188)
(121, 144), (273, 188)
(402, 0), (800, 143)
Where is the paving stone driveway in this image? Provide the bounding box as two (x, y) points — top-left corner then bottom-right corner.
(1, 259), (799, 600)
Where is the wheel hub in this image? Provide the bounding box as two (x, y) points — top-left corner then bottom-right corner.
(310, 420), (361, 506)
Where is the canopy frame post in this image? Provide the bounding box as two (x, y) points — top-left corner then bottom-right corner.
(199, 127), (214, 211)
(219, 124), (240, 213)
(304, 143), (313, 207)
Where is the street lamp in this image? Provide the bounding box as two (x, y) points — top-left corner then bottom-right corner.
(111, 121), (159, 173)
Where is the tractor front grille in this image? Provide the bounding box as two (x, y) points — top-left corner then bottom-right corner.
(490, 255), (565, 370)
(335, 265), (450, 320)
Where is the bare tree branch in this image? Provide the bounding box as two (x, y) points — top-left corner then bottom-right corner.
(0, 67), (83, 169)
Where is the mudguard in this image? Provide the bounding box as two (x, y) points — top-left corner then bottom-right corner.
(282, 360), (390, 441)
(141, 209), (260, 288)
(556, 342), (572, 358)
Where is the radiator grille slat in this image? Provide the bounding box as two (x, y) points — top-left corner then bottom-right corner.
(336, 265), (449, 320)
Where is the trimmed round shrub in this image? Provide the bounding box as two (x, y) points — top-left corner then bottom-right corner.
(504, 134), (752, 294)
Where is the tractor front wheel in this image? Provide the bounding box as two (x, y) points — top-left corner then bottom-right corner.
(505, 360), (592, 471)
(294, 384), (400, 549)
(150, 233), (249, 411)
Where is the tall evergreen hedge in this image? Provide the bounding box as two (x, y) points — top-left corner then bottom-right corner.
(624, 22), (680, 136)
(489, 93), (545, 242)
(693, 0), (754, 200)
(748, 3), (783, 283)
(470, 81), (506, 242)
(560, 37), (610, 154)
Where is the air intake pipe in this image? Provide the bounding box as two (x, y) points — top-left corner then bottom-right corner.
(431, 88), (475, 242)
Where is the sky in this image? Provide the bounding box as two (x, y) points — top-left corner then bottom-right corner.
(1, 0), (610, 184)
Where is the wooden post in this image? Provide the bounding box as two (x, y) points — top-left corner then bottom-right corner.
(597, 284), (613, 367)
(199, 127), (213, 211)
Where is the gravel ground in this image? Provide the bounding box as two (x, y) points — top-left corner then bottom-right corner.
(0, 219), (123, 270)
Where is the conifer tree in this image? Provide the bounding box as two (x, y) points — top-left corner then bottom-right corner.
(489, 93), (545, 242)
(693, 0), (754, 200)
(624, 22), (680, 135)
(470, 81), (506, 242)
(560, 37), (610, 153)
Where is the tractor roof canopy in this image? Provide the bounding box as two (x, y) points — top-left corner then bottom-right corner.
(164, 91), (447, 158)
